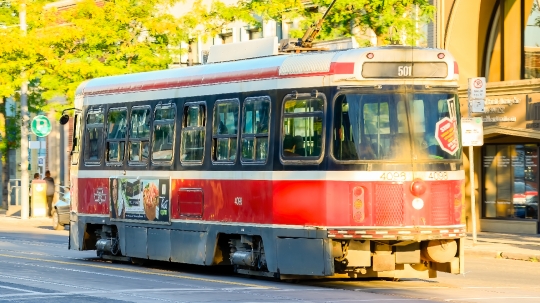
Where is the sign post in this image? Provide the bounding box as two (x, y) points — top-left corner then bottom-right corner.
(466, 78), (486, 245)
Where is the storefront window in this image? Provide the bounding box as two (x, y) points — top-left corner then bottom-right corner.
(524, 2), (540, 79)
(483, 144), (539, 219)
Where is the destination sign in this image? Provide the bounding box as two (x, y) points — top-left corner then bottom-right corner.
(362, 62), (448, 78)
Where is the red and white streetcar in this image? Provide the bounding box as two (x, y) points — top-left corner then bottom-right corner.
(63, 37), (465, 279)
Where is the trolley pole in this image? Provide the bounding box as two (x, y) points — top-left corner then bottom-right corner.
(20, 3), (30, 220)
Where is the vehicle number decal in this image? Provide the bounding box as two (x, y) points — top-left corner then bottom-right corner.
(427, 172), (448, 180)
(380, 172), (406, 181)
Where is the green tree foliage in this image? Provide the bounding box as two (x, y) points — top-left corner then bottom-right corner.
(0, 0), (187, 108)
(290, 0), (435, 46)
(0, 0), (186, 154)
(0, 0), (435, 156)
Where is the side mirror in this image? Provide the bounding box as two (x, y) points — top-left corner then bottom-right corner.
(59, 114), (70, 125)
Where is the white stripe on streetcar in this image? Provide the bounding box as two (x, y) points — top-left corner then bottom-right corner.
(77, 170), (465, 181)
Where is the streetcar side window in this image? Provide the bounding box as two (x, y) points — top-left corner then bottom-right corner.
(152, 104), (176, 164)
(83, 109), (105, 165)
(128, 106), (151, 165)
(212, 99), (239, 163)
(181, 102), (206, 164)
(241, 96), (270, 163)
(281, 94), (324, 161)
(105, 107), (128, 165)
(71, 114), (82, 166)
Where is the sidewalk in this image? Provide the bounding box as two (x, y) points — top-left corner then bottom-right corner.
(0, 208), (55, 229)
(464, 232), (540, 261)
(1, 208), (540, 261)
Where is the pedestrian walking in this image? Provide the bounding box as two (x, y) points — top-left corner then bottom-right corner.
(43, 170), (55, 217)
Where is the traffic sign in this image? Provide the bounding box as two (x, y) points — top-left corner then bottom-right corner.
(461, 117), (484, 146)
(435, 117), (459, 155)
(468, 77), (486, 99)
(31, 115), (52, 137)
(468, 77), (486, 114)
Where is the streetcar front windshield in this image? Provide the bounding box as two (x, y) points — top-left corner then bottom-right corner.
(333, 92), (461, 161)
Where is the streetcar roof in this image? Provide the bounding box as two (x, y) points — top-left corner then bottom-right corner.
(75, 45), (458, 99)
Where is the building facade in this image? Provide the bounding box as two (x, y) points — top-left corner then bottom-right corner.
(442, 0), (540, 233)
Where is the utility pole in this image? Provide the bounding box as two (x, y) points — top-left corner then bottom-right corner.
(20, 3), (30, 220)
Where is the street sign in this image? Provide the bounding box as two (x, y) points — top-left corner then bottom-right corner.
(471, 100), (485, 113)
(468, 77), (486, 99)
(29, 141), (46, 149)
(468, 77), (486, 114)
(461, 117), (484, 146)
(435, 117), (459, 155)
(31, 115), (52, 137)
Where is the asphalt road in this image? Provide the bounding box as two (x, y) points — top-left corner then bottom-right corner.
(1, 224), (540, 303)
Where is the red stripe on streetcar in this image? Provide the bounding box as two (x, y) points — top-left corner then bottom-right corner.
(331, 62), (355, 74)
(83, 62), (355, 96)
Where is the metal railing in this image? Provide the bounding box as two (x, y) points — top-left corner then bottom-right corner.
(7, 179), (21, 207)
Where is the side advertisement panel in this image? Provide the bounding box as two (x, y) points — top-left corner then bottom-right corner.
(110, 177), (170, 223)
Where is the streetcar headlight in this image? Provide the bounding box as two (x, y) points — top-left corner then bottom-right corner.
(412, 198), (424, 210)
(410, 178), (427, 196)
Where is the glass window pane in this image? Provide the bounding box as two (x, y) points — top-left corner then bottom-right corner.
(243, 102), (254, 134)
(72, 115), (81, 153)
(186, 106), (200, 127)
(152, 123), (174, 161)
(397, 101), (407, 133)
(107, 142), (125, 162)
(283, 116), (322, 157)
(155, 107), (175, 120)
(284, 98), (323, 114)
(256, 137), (268, 161)
(411, 100), (425, 133)
(87, 112), (104, 124)
(84, 127), (103, 161)
(107, 109), (128, 139)
(333, 93), (460, 161)
(129, 142), (141, 162)
(363, 102), (390, 135)
(129, 141), (148, 162)
(524, 4), (540, 79)
(230, 138), (237, 161)
(413, 94), (460, 160)
(130, 108), (151, 139)
(141, 141), (149, 161)
(216, 138), (229, 161)
(483, 144), (538, 220)
(242, 138), (254, 160)
(243, 99), (269, 134)
(214, 101), (239, 135)
(181, 129), (205, 162)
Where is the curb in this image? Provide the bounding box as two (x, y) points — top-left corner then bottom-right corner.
(465, 249), (540, 262)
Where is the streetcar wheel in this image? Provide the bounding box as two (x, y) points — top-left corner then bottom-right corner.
(131, 257), (146, 266)
(52, 210), (63, 230)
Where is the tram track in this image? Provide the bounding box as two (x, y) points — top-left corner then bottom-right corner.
(3, 235), (540, 303)
(0, 252), (276, 289)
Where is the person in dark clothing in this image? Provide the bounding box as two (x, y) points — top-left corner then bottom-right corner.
(43, 170), (55, 217)
(293, 135), (306, 156)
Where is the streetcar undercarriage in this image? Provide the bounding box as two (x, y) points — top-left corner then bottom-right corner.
(79, 221), (463, 280)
